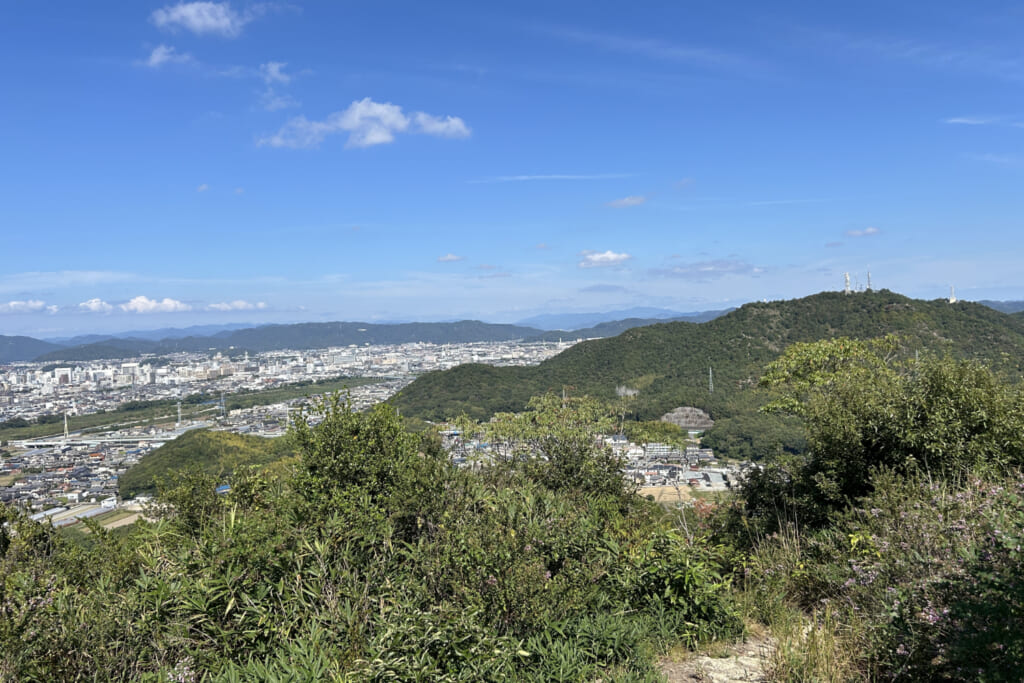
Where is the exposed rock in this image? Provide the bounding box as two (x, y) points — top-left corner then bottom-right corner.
(659, 636), (774, 683)
(660, 406), (715, 430)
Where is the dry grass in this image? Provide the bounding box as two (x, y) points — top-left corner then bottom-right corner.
(639, 484), (693, 505)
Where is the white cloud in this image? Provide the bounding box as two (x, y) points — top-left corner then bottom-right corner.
(653, 259), (761, 281)
(197, 183), (209, 192)
(78, 298), (113, 313)
(846, 226), (881, 237)
(0, 300), (48, 314)
(606, 195), (647, 208)
(578, 250), (632, 268)
(234, 187), (245, 194)
(207, 300), (266, 311)
(120, 296), (192, 313)
(412, 112), (471, 138)
(151, 2), (250, 38)
(259, 61), (291, 84)
(258, 97), (471, 149)
(437, 253), (464, 262)
(144, 44), (194, 68)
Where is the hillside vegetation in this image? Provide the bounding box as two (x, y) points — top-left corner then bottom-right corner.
(1, 398), (741, 681)
(392, 291), (1024, 456)
(118, 429), (293, 498)
(719, 339), (1024, 680)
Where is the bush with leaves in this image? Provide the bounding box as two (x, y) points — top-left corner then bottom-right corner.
(746, 336), (1024, 529)
(0, 393), (744, 681)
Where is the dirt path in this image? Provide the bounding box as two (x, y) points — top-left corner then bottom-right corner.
(102, 513), (142, 529)
(659, 636), (775, 683)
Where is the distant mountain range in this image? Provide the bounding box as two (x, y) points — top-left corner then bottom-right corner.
(44, 323), (258, 345)
(0, 313), (724, 364)
(977, 300), (1024, 314)
(1, 298), (1022, 364)
(515, 307), (728, 330)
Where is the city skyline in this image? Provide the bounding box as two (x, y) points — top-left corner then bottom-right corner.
(4, 1), (1024, 335)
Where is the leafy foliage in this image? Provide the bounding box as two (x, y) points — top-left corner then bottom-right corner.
(119, 429), (293, 499)
(0, 394), (741, 680)
(745, 337), (1024, 528)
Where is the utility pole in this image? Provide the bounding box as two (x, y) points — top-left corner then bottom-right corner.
(708, 366), (714, 394)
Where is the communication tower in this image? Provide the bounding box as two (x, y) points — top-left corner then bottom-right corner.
(949, 286), (957, 304)
(844, 273), (851, 295)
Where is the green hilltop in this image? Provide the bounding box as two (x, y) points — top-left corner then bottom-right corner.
(391, 290), (1024, 431)
(118, 429), (293, 499)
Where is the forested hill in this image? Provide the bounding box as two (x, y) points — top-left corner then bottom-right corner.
(390, 290), (1024, 422)
(0, 336), (63, 363)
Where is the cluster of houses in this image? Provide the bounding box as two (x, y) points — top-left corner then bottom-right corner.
(0, 441), (151, 510)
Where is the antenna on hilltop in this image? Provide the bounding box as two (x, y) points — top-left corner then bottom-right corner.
(843, 272), (851, 295)
(949, 286), (957, 304)
(866, 267), (872, 292)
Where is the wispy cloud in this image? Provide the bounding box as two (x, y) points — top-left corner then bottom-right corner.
(259, 98), (470, 149)
(207, 299), (266, 311)
(259, 61), (291, 85)
(0, 271), (136, 294)
(541, 25), (753, 73)
(579, 284), (631, 294)
(437, 253), (464, 262)
(824, 241), (844, 249)
(652, 259), (761, 281)
(151, 2), (259, 38)
(143, 44), (194, 68)
(969, 152), (1022, 166)
(256, 62), (300, 110)
(607, 195), (647, 208)
(78, 298), (113, 313)
(260, 91), (299, 111)
(196, 183), (209, 192)
(747, 198), (832, 206)
(0, 300), (49, 314)
(470, 173), (632, 184)
(823, 31), (1024, 82)
(845, 226), (880, 237)
(120, 296), (192, 313)
(578, 250), (632, 268)
(944, 116), (1001, 126)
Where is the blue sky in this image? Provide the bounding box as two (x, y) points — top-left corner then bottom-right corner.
(3, 1), (1024, 336)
